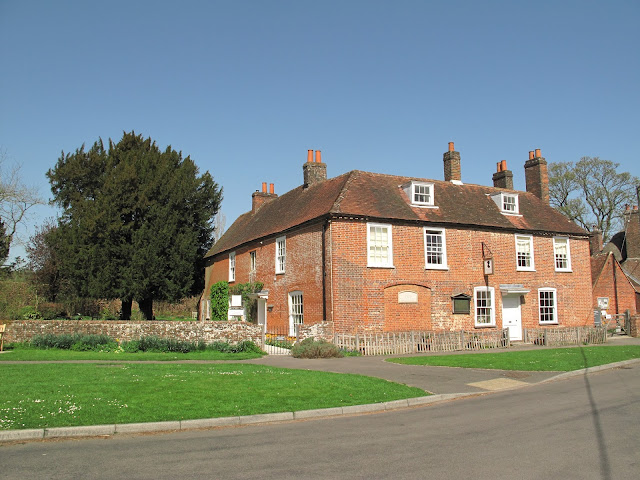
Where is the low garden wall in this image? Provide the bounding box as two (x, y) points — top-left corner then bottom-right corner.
(1, 320), (264, 346)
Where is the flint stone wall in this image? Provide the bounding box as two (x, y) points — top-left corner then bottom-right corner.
(2, 320), (264, 346)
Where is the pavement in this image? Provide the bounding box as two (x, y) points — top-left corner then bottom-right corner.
(2, 335), (639, 443)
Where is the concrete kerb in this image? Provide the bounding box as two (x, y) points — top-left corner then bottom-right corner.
(0, 393), (477, 443)
(2, 358), (638, 443)
(541, 357), (640, 384)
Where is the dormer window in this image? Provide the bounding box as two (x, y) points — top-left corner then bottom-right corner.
(491, 192), (519, 214)
(403, 181), (435, 207)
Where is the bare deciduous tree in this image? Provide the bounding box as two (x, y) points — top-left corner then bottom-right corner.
(0, 149), (44, 261)
(549, 156), (639, 242)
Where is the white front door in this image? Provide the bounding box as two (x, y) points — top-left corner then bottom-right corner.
(502, 295), (522, 341)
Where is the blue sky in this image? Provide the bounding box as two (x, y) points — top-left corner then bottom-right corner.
(1, 0), (639, 261)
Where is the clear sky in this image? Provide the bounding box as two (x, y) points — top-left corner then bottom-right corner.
(1, 0), (639, 261)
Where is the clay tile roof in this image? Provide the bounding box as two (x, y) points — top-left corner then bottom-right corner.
(206, 170), (587, 258)
(590, 253), (610, 286)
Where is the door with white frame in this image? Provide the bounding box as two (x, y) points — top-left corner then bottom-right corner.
(288, 291), (303, 337)
(502, 294), (523, 341)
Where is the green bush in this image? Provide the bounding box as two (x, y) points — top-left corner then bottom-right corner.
(291, 338), (344, 359)
(209, 281), (229, 321)
(30, 333), (116, 351)
(38, 302), (68, 320)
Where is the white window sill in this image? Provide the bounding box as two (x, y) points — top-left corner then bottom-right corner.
(516, 267), (536, 272)
(367, 264), (395, 269)
(412, 204), (438, 209)
(500, 212), (522, 216)
(474, 324), (496, 328)
(555, 269), (572, 273)
(425, 265), (449, 271)
(539, 322), (558, 325)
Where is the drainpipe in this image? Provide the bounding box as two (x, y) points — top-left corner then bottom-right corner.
(322, 219), (328, 322)
(613, 257), (619, 314)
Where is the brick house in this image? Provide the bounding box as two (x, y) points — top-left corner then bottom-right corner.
(202, 144), (593, 341)
(590, 198), (640, 316)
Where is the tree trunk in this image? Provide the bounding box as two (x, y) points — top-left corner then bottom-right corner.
(120, 299), (132, 320)
(139, 297), (154, 320)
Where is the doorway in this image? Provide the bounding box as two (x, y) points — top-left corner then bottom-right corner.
(502, 294), (522, 341)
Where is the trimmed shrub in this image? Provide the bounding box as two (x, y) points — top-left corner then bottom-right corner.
(210, 281), (229, 321)
(291, 338), (344, 359)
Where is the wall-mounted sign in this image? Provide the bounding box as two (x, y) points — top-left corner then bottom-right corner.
(398, 291), (418, 304)
(597, 297), (609, 309)
(484, 257), (494, 275)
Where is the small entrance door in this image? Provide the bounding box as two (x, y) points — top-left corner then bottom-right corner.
(502, 295), (522, 341)
(257, 298), (267, 329)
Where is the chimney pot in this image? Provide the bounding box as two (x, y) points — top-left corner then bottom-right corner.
(307, 150), (313, 163)
(262, 182), (267, 193)
(443, 143), (461, 182)
(496, 162), (502, 173)
(524, 148), (549, 204)
(315, 150), (321, 163)
(501, 160), (507, 171)
(269, 183), (274, 194)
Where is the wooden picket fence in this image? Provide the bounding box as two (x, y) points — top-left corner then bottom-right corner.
(523, 326), (607, 346)
(333, 329), (510, 356)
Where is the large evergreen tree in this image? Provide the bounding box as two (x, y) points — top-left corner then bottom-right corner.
(47, 132), (223, 319)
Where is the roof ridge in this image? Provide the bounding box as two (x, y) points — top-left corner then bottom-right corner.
(331, 170), (361, 213)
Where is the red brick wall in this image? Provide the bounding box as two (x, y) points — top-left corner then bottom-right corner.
(329, 219), (593, 334)
(592, 255), (637, 315)
(206, 222), (327, 331)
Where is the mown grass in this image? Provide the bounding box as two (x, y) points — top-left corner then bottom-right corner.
(0, 346), (263, 361)
(1, 363), (427, 430)
(387, 346), (640, 371)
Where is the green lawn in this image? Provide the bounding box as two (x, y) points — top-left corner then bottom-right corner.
(387, 346), (640, 371)
(1, 363), (427, 430)
(0, 347), (264, 361)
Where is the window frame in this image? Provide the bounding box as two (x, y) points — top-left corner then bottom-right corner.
(288, 291), (304, 333)
(501, 193), (519, 214)
(367, 222), (394, 268)
(515, 234), (535, 271)
(411, 182), (434, 206)
(474, 286), (496, 327)
(553, 237), (572, 272)
(275, 236), (286, 274)
(250, 251), (257, 273)
(423, 227), (448, 270)
(228, 251), (236, 282)
(538, 288), (558, 324)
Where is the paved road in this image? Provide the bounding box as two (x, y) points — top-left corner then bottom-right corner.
(2, 363), (638, 479)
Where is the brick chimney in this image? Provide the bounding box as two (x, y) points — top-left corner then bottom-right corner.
(492, 159), (514, 189)
(524, 148), (549, 204)
(443, 142), (461, 183)
(623, 201), (640, 259)
(589, 226), (603, 256)
(252, 182), (277, 214)
(303, 149), (327, 188)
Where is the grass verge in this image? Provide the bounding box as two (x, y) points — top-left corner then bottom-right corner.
(1, 363), (427, 430)
(387, 346), (640, 371)
(0, 346), (264, 361)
